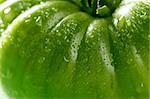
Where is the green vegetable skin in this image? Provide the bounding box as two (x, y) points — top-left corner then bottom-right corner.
(0, 0), (149, 99)
(0, 0), (47, 35)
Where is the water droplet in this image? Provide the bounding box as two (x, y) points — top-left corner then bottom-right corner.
(97, 68), (102, 73)
(0, 29), (4, 33)
(56, 40), (61, 45)
(56, 30), (59, 33)
(38, 57), (45, 64)
(45, 38), (50, 44)
(45, 11), (49, 17)
(51, 7), (57, 12)
(88, 70), (91, 74)
(40, 1), (44, 4)
(27, 15), (31, 18)
(130, 58), (133, 62)
(140, 12), (146, 18)
(136, 83), (144, 93)
(64, 56), (69, 63)
(42, 57), (45, 60)
(140, 83), (143, 87)
(103, 82), (106, 85)
(127, 20), (131, 26)
(4, 7), (11, 14)
(48, 49), (51, 51)
(113, 18), (118, 27)
(64, 36), (67, 40)
(57, 32), (61, 36)
(66, 23), (70, 27)
(66, 29), (70, 32)
(36, 16), (41, 22)
(25, 19), (30, 23)
(45, 46), (48, 49)
(65, 39), (69, 43)
(35, 16), (42, 26)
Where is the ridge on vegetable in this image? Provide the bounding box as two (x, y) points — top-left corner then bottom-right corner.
(0, 0), (149, 99)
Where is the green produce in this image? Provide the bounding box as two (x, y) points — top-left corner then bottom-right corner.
(0, 0), (149, 99)
(0, 0), (46, 35)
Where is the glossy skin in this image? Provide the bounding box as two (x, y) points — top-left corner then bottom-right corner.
(0, 0), (149, 99)
(0, 0), (47, 35)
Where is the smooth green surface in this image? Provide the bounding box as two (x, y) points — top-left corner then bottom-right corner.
(0, 0), (149, 99)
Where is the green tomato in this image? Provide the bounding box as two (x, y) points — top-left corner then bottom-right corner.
(0, 0), (46, 35)
(0, 0), (149, 99)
